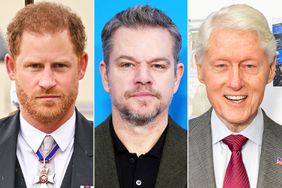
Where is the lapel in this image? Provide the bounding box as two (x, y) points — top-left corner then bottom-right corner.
(61, 110), (93, 188)
(155, 117), (187, 188)
(15, 158), (27, 188)
(189, 109), (216, 188)
(0, 111), (21, 187)
(95, 116), (120, 188)
(257, 111), (282, 188)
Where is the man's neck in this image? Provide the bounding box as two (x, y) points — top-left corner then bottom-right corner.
(112, 110), (168, 156)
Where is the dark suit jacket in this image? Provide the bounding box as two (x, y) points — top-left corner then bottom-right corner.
(189, 108), (282, 188)
(95, 115), (187, 188)
(0, 109), (93, 188)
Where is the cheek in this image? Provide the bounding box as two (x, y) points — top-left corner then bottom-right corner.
(157, 77), (176, 97)
(108, 75), (130, 98)
(109, 69), (128, 84)
(204, 74), (225, 92)
(247, 81), (266, 103)
(245, 73), (268, 92)
(15, 73), (37, 89)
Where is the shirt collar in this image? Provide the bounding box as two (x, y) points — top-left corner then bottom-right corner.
(211, 108), (264, 146)
(19, 111), (76, 153)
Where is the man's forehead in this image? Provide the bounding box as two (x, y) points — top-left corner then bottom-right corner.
(208, 28), (259, 43)
(19, 29), (75, 53)
(205, 28), (261, 53)
(22, 29), (70, 39)
(112, 26), (171, 40)
(111, 26), (173, 50)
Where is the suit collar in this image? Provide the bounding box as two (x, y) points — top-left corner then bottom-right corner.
(155, 116), (187, 188)
(72, 109), (92, 157)
(189, 108), (217, 188)
(65, 109), (93, 188)
(95, 115), (120, 187)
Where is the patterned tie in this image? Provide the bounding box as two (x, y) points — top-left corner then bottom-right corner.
(222, 135), (250, 188)
(35, 135), (58, 188)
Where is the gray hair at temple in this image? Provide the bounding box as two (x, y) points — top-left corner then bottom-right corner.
(101, 5), (182, 70)
(194, 4), (276, 64)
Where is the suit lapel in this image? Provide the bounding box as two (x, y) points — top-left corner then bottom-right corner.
(155, 118), (187, 188)
(15, 158), (27, 188)
(61, 110), (93, 188)
(0, 112), (21, 187)
(257, 112), (282, 188)
(189, 109), (216, 188)
(95, 116), (120, 188)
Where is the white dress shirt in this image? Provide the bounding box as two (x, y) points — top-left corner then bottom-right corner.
(17, 112), (75, 188)
(211, 108), (263, 188)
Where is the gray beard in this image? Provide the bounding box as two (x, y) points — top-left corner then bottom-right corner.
(118, 105), (162, 126)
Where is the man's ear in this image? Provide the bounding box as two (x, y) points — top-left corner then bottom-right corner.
(268, 56), (277, 84)
(78, 52), (88, 80)
(173, 63), (184, 93)
(5, 54), (16, 80)
(100, 61), (110, 92)
(195, 55), (205, 84)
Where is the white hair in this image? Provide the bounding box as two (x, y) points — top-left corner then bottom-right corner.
(195, 4), (276, 64)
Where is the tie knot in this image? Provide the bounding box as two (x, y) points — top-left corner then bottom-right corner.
(222, 135), (248, 151)
(41, 135), (55, 156)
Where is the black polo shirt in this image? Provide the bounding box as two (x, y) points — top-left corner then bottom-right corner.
(110, 122), (167, 188)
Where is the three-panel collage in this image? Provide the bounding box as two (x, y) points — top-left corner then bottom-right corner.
(0, 0), (282, 187)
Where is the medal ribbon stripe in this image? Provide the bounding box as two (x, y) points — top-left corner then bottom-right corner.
(36, 144), (59, 162)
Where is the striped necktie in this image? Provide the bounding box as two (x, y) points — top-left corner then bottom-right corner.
(222, 134), (250, 188)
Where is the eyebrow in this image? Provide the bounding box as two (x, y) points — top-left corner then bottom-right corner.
(22, 58), (72, 65)
(115, 55), (171, 64)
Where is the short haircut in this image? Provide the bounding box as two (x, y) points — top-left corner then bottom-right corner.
(7, 2), (86, 57)
(101, 5), (181, 68)
(195, 4), (276, 64)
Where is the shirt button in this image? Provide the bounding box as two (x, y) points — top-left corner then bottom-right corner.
(129, 157), (135, 164)
(136, 179), (142, 186)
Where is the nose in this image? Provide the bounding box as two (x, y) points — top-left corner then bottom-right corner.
(227, 65), (244, 91)
(38, 67), (56, 90)
(134, 65), (153, 86)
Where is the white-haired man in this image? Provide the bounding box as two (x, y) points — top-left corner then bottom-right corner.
(189, 4), (282, 188)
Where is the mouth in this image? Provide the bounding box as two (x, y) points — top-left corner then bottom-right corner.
(36, 95), (60, 99)
(130, 92), (155, 98)
(224, 95), (247, 103)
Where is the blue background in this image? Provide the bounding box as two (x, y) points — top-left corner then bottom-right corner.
(94, 0), (187, 129)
